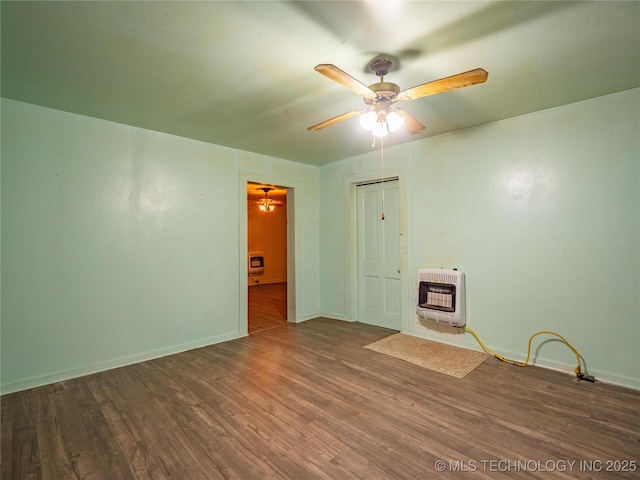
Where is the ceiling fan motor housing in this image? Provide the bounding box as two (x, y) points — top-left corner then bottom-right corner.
(370, 58), (393, 77)
(365, 82), (401, 111)
(367, 58), (401, 108)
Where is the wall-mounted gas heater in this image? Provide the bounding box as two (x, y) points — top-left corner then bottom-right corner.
(416, 268), (466, 327)
(248, 251), (265, 277)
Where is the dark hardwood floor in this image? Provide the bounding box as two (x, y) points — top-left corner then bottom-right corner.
(2, 318), (639, 479)
(248, 282), (287, 333)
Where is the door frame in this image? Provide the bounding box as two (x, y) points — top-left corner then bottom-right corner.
(343, 168), (409, 329)
(239, 172), (298, 335)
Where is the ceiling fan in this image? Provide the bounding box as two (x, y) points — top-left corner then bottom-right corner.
(308, 58), (488, 137)
(255, 187), (282, 213)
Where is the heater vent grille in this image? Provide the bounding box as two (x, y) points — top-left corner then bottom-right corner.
(423, 272), (459, 284)
(416, 268), (465, 327)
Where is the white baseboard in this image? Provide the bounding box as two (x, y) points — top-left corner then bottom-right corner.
(1, 331), (243, 395)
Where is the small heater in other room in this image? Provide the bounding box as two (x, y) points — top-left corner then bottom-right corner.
(248, 251), (265, 277)
(416, 268), (465, 327)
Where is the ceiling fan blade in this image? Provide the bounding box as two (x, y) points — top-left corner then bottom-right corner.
(314, 64), (375, 97)
(308, 110), (361, 131)
(398, 68), (488, 101)
(396, 110), (426, 134)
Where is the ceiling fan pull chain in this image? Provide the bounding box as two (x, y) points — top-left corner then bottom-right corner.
(380, 135), (385, 221)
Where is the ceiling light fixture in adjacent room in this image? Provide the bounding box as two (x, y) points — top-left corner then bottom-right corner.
(257, 187), (277, 212)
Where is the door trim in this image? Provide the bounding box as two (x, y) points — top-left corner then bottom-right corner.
(343, 168), (408, 329)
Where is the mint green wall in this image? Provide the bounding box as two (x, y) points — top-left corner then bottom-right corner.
(2, 89), (638, 393)
(1, 99), (320, 393)
(320, 89), (639, 389)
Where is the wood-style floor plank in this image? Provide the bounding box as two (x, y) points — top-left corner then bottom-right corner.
(2, 318), (639, 479)
(248, 282), (287, 333)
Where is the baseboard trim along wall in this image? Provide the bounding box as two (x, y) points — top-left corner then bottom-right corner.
(0, 331), (244, 396)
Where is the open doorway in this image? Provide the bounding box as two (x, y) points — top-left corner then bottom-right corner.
(246, 182), (288, 333)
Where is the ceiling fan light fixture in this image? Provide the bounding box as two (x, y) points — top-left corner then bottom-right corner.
(257, 187), (277, 213)
(386, 110), (405, 132)
(361, 109), (404, 137)
(359, 110), (378, 131)
(258, 201), (276, 212)
(372, 121), (389, 137)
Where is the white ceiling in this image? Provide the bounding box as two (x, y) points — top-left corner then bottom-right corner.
(2, 1), (639, 166)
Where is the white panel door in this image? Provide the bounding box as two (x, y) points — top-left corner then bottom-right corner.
(357, 180), (401, 330)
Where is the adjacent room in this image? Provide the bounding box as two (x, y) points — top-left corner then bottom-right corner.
(246, 182), (289, 333)
(2, 1), (638, 479)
